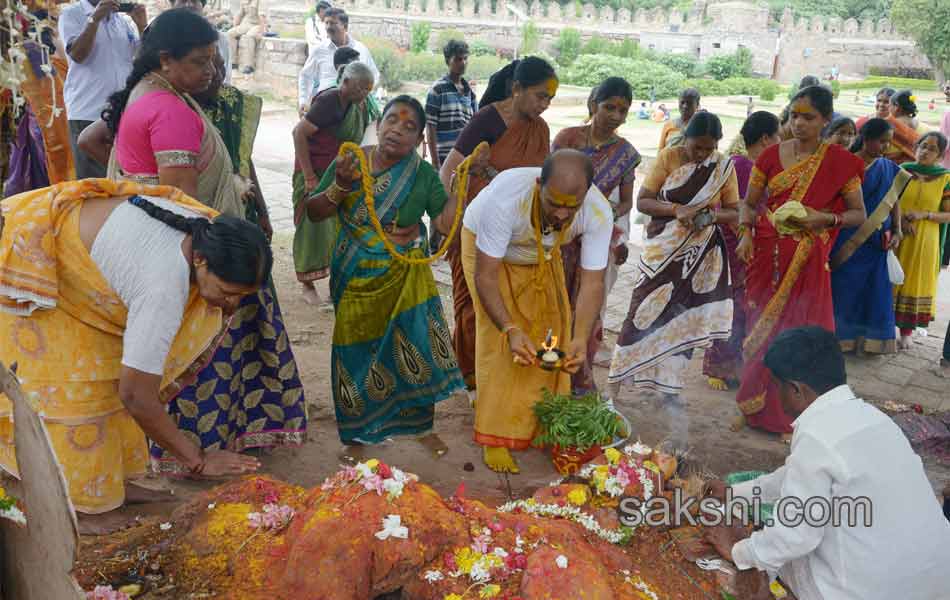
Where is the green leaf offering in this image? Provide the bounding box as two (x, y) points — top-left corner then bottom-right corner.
(532, 389), (622, 452)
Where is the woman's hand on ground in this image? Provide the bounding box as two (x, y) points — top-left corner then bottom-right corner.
(200, 450), (260, 477)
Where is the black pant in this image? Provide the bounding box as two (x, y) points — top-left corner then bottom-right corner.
(68, 120), (107, 179)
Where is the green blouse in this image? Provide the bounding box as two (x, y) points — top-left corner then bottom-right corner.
(314, 155), (448, 227)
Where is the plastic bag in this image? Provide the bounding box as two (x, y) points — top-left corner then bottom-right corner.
(887, 250), (905, 285)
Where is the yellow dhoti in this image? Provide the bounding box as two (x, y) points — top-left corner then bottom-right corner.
(0, 180), (225, 513)
(461, 227), (571, 449)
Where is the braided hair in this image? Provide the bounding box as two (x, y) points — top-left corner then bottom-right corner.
(128, 196), (272, 287)
(101, 9), (219, 135)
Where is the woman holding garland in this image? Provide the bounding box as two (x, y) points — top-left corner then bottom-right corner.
(303, 96), (464, 448)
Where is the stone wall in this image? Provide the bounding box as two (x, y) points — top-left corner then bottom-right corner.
(251, 0), (931, 101)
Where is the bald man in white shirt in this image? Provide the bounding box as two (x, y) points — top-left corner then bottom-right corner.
(704, 326), (950, 600)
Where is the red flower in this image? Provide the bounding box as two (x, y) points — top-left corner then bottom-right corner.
(376, 462), (393, 479)
(443, 552), (458, 572)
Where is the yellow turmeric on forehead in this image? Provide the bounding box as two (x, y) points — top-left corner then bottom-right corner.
(546, 185), (580, 208)
(545, 77), (559, 98)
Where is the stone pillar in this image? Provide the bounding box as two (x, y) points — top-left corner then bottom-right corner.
(462, 0), (475, 18)
(616, 7), (630, 26)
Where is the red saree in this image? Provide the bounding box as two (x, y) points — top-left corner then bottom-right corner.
(737, 143), (864, 433)
(449, 115), (550, 388)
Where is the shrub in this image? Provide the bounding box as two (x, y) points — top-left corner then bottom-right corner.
(364, 38), (404, 90)
(410, 22), (431, 54)
(706, 47), (753, 81)
(642, 49), (702, 78)
(829, 79), (840, 99)
(467, 54), (508, 80)
(470, 39), (495, 56)
(562, 54), (683, 98)
(391, 52), (508, 86)
(838, 76), (938, 91)
(554, 27), (582, 66)
(683, 77), (782, 100)
(521, 21), (540, 55)
(433, 28), (465, 53)
(581, 34), (615, 56)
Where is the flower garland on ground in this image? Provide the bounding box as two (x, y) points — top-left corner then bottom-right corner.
(496, 497), (634, 545)
(319, 458), (417, 501)
(0, 484), (25, 526)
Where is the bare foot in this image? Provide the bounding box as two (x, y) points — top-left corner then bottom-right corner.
(337, 442), (366, 463)
(935, 358), (950, 378)
(483, 446), (519, 474)
(417, 433), (449, 457)
(77, 511), (142, 536)
(301, 284), (321, 306)
(707, 377), (729, 391)
(781, 433), (792, 445)
(898, 336), (913, 350)
(124, 481), (175, 504)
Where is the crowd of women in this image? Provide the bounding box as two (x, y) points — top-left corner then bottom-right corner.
(1, 4), (949, 529)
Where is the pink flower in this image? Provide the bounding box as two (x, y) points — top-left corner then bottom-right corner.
(362, 474), (385, 495)
(613, 468), (631, 488)
(488, 520), (504, 533)
(86, 586), (130, 600)
(249, 504), (295, 530)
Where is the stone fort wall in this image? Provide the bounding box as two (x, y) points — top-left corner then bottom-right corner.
(251, 0), (931, 100)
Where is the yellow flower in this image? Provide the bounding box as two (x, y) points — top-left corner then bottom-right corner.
(643, 460), (660, 474)
(909, 95), (917, 102)
(479, 584), (501, 598)
(454, 547), (477, 573)
(567, 488), (588, 506)
(0, 486), (6, 499)
(592, 470), (608, 492)
(445, 595), (464, 600)
(604, 448), (621, 464)
(365, 459), (380, 469)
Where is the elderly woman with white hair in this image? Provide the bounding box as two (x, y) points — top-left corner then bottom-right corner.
(292, 61), (378, 305)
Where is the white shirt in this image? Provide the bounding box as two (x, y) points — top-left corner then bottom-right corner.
(90, 197), (198, 375)
(217, 34), (232, 84)
(59, 0), (140, 122)
(297, 35), (378, 108)
(463, 167), (613, 269)
(304, 14), (327, 55)
(731, 385), (950, 600)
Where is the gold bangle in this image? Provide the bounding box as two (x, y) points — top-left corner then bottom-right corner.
(502, 324), (519, 337)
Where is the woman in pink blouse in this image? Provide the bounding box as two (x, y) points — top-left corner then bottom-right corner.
(102, 8), (242, 217)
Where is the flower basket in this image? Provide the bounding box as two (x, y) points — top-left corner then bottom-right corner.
(551, 444), (603, 476)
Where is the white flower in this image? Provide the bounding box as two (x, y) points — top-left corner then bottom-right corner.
(355, 462), (374, 479)
(605, 478), (625, 498)
(555, 555), (568, 569)
(0, 506), (26, 526)
(39, 63), (52, 75)
(382, 477), (404, 499)
(159, 522), (172, 531)
(374, 514), (408, 541)
(423, 569), (444, 583)
(469, 561), (491, 583)
(207, 503), (216, 510)
(493, 547), (509, 558)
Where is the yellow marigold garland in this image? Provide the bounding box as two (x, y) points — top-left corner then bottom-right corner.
(335, 141), (486, 265)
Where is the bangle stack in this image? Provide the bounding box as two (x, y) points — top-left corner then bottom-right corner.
(326, 182), (347, 206)
(189, 448), (207, 476)
(830, 213), (842, 228)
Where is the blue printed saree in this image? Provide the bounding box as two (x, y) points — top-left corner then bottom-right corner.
(318, 150), (464, 444)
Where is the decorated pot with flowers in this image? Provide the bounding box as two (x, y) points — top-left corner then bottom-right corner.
(532, 390), (624, 476)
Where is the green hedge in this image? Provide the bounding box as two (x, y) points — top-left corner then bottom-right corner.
(838, 76), (939, 91)
(562, 54), (683, 98)
(362, 41), (507, 90)
(683, 77), (782, 101)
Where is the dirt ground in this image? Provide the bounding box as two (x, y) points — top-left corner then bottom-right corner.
(158, 232), (949, 514)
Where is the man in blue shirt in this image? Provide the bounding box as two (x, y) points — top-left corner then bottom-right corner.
(425, 39), (477, 171)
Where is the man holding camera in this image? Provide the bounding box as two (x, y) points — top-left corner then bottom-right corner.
(59, 0), (146, 179)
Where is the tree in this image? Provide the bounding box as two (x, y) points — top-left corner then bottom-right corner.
(520, 21), (540, 56)
(706, 47), (753, 81)
(410, 21), (431, 54)
(891, 0), (950, 83)
(554, 27), (582, 66)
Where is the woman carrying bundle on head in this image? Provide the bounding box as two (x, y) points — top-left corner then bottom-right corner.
(703, 111), (781, 391)
(892, 132), (950, 349)
(552, 77), (641, 393)
(438, 56), (558, 393)
(607, 112), (739, 451)
(302, 96), (464, 450)
(734, 86), (866, 437)
(0, 180), (268, 533)
(830, 118), (906, 355)
(103, 8), (306, 473)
